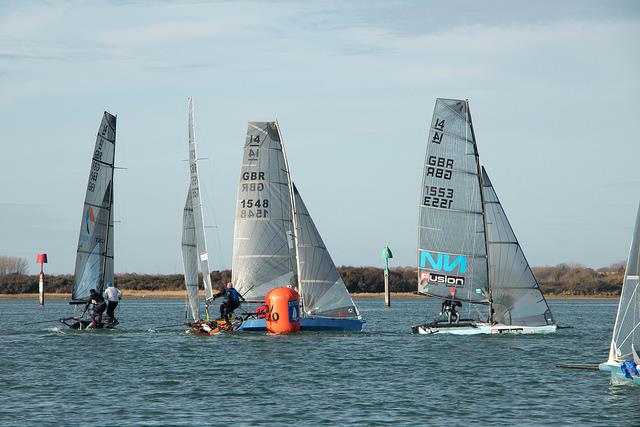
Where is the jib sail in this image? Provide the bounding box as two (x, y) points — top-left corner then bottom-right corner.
(608, 204), (640, 363)
(182, 191), (200, 322)
(482, 167), (554, 326)
(293, 183), (360, 318)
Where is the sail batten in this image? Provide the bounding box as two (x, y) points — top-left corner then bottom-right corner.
(72, 112), (116, 301)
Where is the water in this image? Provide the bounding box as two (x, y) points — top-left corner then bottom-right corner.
(0, 298), (636, 426)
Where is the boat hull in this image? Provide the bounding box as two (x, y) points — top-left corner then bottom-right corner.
(237, 317), (364, 332)
(599, 361), (640, 385)
(62, 318), (118, 330)
(412, 322), (557, 335)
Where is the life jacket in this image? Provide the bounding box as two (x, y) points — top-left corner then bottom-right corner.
(621, 360), (639, 379)
(256, 304), (268, 318)
(226, 288), (241, 303)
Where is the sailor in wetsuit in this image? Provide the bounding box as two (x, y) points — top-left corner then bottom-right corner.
(212, 282), (244, 323)
(440, 299), (461, 324)
(84, 289), (107, 327)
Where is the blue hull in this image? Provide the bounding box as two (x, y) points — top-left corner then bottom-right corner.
(237, 317), (364, 332)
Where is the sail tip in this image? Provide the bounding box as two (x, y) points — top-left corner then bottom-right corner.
(103, 111), (117, 128)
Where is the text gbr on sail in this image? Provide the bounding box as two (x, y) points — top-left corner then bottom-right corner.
(241, 171), (265, 192)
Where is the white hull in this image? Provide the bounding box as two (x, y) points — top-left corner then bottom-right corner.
(599, 361), (640, 385)
(413, 322), (557, 335)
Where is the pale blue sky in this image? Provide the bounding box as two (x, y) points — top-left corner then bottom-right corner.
(1, 0), (639, 274)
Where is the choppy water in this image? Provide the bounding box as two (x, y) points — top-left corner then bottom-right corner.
(0, 298), (636, 426)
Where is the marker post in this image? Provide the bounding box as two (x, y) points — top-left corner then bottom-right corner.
(36, 253), (48, 306)
(381, 246), (393, 307)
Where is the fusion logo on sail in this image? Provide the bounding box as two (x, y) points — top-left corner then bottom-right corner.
(419, 250), (466, 287)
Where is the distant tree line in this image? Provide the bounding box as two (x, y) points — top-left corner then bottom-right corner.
(0, 262), (625, 296)
(0, 256), (28, 276)
(531, 262), (625, 296)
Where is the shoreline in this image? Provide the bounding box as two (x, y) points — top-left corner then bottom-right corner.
(0, 291), (617, 300)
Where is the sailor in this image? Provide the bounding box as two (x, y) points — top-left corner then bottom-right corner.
(440, 299), (461, 324)
(84, 289), (107, 327)
(255, 303), (269, 319)
(103, 281), (122, 326)
(212, 282), (244, 323)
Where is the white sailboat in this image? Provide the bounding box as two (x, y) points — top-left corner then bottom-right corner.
(599, 204), (640, 383)
(62, 111), (118, 329)
(412, 98), (556, 335)
(232, 121), (364, 331)
(180, 98), (220, 335)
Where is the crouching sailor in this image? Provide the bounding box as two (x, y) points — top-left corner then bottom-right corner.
(440, 299), (462, 324)
(103, 281), (123, 326)
(83, 289), (107, 327)
(212, 282), (245, 324)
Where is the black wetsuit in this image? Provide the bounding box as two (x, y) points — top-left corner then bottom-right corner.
(219, 288), (242, 322)
(441, 300), (460, 324)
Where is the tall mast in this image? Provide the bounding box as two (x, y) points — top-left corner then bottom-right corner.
(467, 101), (493, 322)
(99, 114), (116, 295)
(277, 120), (303, 304)
(187, 97), (213, 302)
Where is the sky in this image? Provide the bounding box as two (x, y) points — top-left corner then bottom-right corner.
(0, 0), (639, 274)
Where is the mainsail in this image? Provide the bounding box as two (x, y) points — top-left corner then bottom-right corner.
(608, 204), (640, 363)
(72, 112), (116, 301)
(187, 98), (212, 299)
(293, 183), (359, 318)
(232, 122), (297, 301)
(481, 167), (554, 326)
(417, 98), (489, 303)
(181, 97), (213, 321)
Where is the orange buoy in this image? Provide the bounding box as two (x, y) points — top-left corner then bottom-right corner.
(265, 287), (301, 334)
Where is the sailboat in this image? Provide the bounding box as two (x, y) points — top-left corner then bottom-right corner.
(412, 98), (556, 335)
(232, 121), (364, 331)
(61, 111), (118, 330)
(180, 98), (222, 335)
(599, 204), (640, 384)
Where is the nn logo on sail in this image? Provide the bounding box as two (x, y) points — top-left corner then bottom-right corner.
(419, 250), (466, 287)
(419, 251), (466, 273)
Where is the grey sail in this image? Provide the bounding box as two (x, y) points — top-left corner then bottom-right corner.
(232, 122), (297, 301)
(72, 112), (116, 301)
(608, 203), (640, 363)
(481, 167), (554, 326)
(293, 183), (360, 318)
(181, 191), (200, 322)
(186, 97), (213, 300)
(418, 99), (489, 304)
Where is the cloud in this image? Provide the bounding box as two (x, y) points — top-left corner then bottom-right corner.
(99, 21), (222, 46)
(335, 20), (638, 58)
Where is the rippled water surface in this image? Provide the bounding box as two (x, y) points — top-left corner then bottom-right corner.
(0, 298), (637, 426)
